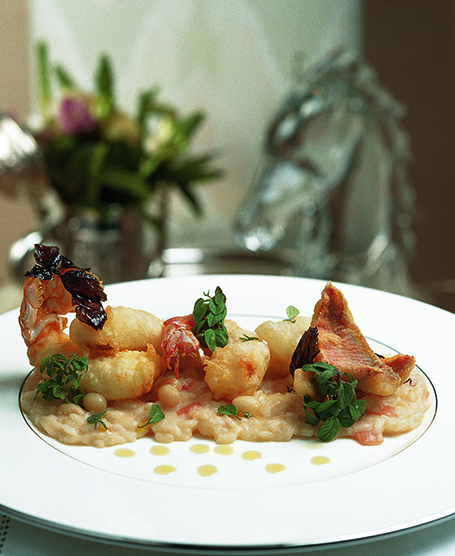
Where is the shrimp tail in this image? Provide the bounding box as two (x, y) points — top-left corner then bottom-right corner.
(161, 315), (200, 378)
(25, 244), (107, 330)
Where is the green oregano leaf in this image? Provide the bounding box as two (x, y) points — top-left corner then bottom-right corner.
(218, 404), (252, 420)
(317, 416), (342, 443)
(138, 403), (165, 428)
(87, 409), (108, 430)
(34, 353), (88, 405)
(192, 287), (229, 352)
(301, 361), (367, 442)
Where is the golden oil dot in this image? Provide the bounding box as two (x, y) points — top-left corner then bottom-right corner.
(114, 448), (135, 458)
(197, 464), (218, 477)
(265, 463), (285, 474)
(214, 445), (234, 456)
(154, 464), (176, 475)
(149, 445), (170, 456)
(310, 456), (331, 466)
(241, 450), (262, 461)
(306, 440), (323, 450)
(190, 444), (210, 454)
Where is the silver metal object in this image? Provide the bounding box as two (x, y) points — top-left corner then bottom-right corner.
(0, 114), (65, 280)
(235, 51), (417, 296)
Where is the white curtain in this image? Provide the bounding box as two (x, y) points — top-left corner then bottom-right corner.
(28, 0), (362, 250)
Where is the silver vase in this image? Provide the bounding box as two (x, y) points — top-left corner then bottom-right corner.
(9, 193), (167, 285)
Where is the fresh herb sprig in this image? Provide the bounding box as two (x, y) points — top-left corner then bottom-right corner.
(301, 362), (367, 442)
(192, 287), (228, 352)
(218, 404), (252, 420)
(138, 403), (165, 428)
(284, 305), (300, 322)
(87, 409), (108, 430)
(240, 334), (259, 342)
(34, 353), (88, 405)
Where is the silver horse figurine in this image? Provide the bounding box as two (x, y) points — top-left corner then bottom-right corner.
(235, 50), (417, 295)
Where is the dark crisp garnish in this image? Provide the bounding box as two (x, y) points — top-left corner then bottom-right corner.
(26, 244), (107, 330)
(289, 326), (320, 377)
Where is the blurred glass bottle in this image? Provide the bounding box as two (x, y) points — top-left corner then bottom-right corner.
(235, 50), (417, 295)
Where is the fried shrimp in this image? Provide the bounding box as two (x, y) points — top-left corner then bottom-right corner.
(70, 305), (164, 355)
(79, 345), (163, 401)
(19, 245), (106, 368)
(204, 320), (270, 401)
(255, 315), (311, 378)
(71, 306), (165, 400)
(20, 244), (164, 403)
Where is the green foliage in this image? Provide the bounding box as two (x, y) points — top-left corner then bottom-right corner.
(192, 287), (229, 352)
(301, 362), (367, 442)
(218, 404), (252, 420)
(34, 42), (221, 220)
(284, 305), (300, 322)
(34, 353), (88, 405)
(138, 404), (165, 428)
(87, 409), (108, 430)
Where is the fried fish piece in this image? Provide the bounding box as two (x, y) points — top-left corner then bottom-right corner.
(311, 282), (414, 396)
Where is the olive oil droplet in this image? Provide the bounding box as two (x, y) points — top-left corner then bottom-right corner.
(214, 445), (234, 456)
(197, 464), (218, 477)
(190, 444), (210, 454)
(149, 445), (170, 456)
(154, 464), (176, 475)
(241, 450), (262, 461)
(310, 456), (331, 466)
(265, 463), (285, 474)
(114, 448), (135, 458)
(306, 440), (323, 450)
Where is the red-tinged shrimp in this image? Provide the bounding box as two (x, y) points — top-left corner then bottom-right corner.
(354, 430), (384, 446)
(20, 245), (165, 403)
(20, 275), (81, 367)
(161, 315), (200, 378)
(19, 244), (107, 368)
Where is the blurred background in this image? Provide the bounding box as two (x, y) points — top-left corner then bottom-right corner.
(1, 0), (454, 311)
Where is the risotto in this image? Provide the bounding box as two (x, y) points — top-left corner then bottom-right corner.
(19, 245), (431, 449)
(21, 364), (430, 448)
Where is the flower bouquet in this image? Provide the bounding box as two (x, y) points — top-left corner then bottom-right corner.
(6, 42), (221, 283)
(33, 42), (220, 224)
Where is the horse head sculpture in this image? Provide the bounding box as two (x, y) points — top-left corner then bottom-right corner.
(235, 51), (416, 294)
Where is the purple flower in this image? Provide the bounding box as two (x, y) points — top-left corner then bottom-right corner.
(58, 96), (96, 135)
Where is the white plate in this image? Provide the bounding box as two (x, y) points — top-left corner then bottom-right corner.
(0, 275), (452, 553)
